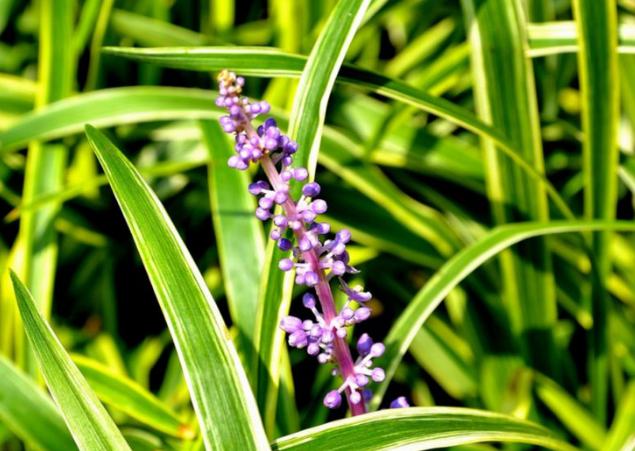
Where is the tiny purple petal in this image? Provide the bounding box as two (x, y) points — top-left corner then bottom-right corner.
(350, 391), (362, 405)
(310, 324), (322, 337)
(228, 155), (240, 168)
(370, 343), (386, 358)
(340, 307), (354, 321)
(274, 191), (289, 204)
(321, 330), (335, 343)
(285, 141), (298, 154)
(294, 167), (308, 180)
(357, 333), (373, 356)
(371, 368), (385, 382)
(301, 209), (317, 223)
(336, 229), (351, 243)
(255, 207), (271, 220)
(278, 238), (293, 251)
(264, 137), (279, 150)
(354, 307), (371, 322)
(280, 170), (293, 182)
(259, 197), (273, 209)
(311, 199), (327, 214)
(355, 374), (370, 387)
(279, 258), (294, 271)
(305, 271), (319, 287)
(303, 293), (316, 309)
(274, 215), (288, 228)
(302, 182), (321, 197)
(314, 222), (331, 234)
(331, 261), (346, 276)
(288, 330), (308, 348)
(280, 316), (303, 333)
(390, 397), (410, 409)
(324, 390), (342, 409)
(299, 236), (313, 252)
(264, 117), (277, 129)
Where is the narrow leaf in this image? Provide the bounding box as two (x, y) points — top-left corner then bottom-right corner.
(84, 125), (268, 450)
(272, 408), (578, 451)
(200, 119), (264, 376)
(10, 271), (132, 451)
(287, 0), (371, 181)
(0, 354), (78, 451)
(572, 0), (620, 423)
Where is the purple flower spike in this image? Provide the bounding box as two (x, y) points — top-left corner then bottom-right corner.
(216, 70), (395, 417)
(324, 390), (342, 409)
(390, 397), (410, 409)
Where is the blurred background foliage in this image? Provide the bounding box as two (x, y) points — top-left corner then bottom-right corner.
(1, 0), (635, 450)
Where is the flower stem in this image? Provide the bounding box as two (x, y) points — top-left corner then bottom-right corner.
(260, 154), (367, 416)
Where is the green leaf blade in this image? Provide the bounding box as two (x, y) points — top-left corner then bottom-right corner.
(201, 119), (264, 378)
(272, 408), (578, 451)
(287, 0), (371, 182)
(461, 0), (557, 377)
(84, 124), (268, 450)
(0, 354), (79, 451)
(10, 271), (132, 451)
(572, 0), (620, 423)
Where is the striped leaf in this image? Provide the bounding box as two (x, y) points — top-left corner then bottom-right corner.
(572, 0), (620, 423)
(272, 408), (578, 451)
(84, 125), (268, 450)
(10, 271), (131, 451)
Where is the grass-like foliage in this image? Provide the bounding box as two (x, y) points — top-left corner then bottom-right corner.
(0, 0), (634, 450)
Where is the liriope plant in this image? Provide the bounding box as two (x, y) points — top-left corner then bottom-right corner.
(0, 0), (634, 450)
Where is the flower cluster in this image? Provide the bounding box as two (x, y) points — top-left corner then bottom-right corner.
(216, 70), (408, 414)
